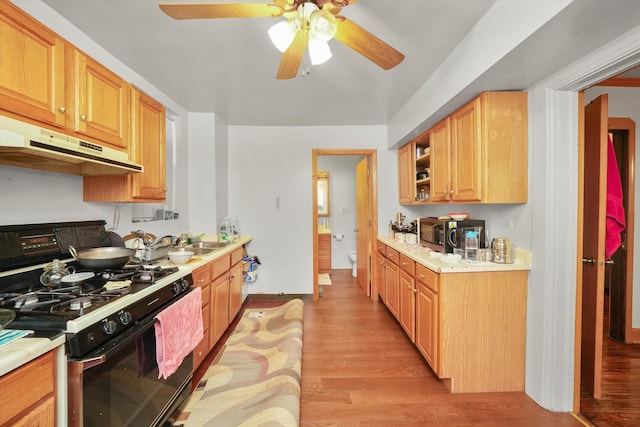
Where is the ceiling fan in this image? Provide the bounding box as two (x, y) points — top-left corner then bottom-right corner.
(158, 0), (405, 79)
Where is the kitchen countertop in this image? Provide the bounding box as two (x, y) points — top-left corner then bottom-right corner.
(0, 235), (252, 377)
(0, 334), (65, 376)
(378, 236), (531, 273)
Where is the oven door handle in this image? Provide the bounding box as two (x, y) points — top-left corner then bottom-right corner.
(79, 355), (107, 370)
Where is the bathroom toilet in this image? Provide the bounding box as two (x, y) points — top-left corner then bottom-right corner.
(349, 251), (357, 277)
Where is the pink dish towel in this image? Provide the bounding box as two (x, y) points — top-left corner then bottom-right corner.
(154, 287), (203, 379)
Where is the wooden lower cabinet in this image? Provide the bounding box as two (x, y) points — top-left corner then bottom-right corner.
(415, 264), (439, 374)
(398, 254), (416, 342)
(192, 263), (211, 370)
(228, 247), (244, 322)
(384, 248), (400, 318)
(374, 249), (386, 301)
(0, 350), (56, 426)
(379, 239), (528, 393)
(192, 247), (247, 373)
(318, 233), (331, 273)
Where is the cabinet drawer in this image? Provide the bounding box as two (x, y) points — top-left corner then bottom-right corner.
(211, 254), (230, 279)
(231, 247), (244, 266)
(200, 284), (211, 308)
(376, 240), (386, 256)
(399, 254), (415, 276)
(416, 263), (439, 293)
(192, 264), (211, 287)
(386, 247), (400, 265)
(0, 350), (55, 425)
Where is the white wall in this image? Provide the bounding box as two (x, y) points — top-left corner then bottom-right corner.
(584, 86), (640, 327)
(317, 156), (360, 269)
(227, 125), (393, 295)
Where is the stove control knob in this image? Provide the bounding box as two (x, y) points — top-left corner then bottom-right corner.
(102, 319), (118, 335)
(118, 310), (133, 325)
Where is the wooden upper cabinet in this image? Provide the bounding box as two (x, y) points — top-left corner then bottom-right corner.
(67, 48), (131, 151)
(0, 1), (66, 127)
(450, 97), (482, 202)
(130, 88), (166, 200)
(429, 118), (451, 202)
(83, 87), (166, 202)
(399, 91), (528, 205)
(397, 142), (414, 204)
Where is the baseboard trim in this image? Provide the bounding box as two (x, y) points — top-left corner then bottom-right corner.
(630, 327), (640, 343)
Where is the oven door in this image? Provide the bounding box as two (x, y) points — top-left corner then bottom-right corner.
(68, 309), (193, 427)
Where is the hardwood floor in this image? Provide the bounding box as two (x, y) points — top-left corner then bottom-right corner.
(580, 293), (640, 426)
(297, 269), (586, 426)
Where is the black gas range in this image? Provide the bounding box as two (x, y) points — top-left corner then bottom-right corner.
(0, 262), (191, 356)
(0, 221), (197, 427)
(0, 221), (192, 356)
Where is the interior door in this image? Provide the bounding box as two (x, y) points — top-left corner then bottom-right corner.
(356, 157), (371, 296)
(581, 94), (608, 399)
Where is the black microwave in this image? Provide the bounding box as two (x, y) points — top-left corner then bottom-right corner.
(419, 217), (486, 253)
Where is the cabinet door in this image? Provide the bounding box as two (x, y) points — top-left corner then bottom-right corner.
(192, 264), (211, 370)
(228, 259), (243, 322)
(385, 259), (399, 319)
(429, 118), (451, 202)
(398, 143), (414, 204)
(0, 1), (66, 126)
(130, 88), (166, 200)
(399, 269), (416, 342)
(416, 281), (439, 374)
(450, 97), (482, 201)
(0, 350), (55, 425)
(374, 250), (386, 301)
(318, 233), (331, 273)
(211, 273), (230, 344)
(68, 48), (130, 151)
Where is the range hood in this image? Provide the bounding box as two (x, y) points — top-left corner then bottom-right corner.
(0, 115), (143, 176)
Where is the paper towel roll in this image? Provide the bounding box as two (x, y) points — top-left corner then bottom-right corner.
(334, 234), (344, 241)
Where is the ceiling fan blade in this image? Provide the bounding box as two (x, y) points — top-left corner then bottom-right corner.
(333, 17), (404, 70)
(159, 2), (285, 19)
(277, 30), (308, 80)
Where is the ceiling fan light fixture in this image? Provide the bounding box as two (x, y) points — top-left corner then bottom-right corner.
(310, 9), (337, 42)
(268, 19), (297, 52)
(298, 2), (319, 24)
(308, 38), (332, 65)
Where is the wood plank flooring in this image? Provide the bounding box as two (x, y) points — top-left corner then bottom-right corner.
(296, 269), (586, 427)
(580, 293), (640, 426)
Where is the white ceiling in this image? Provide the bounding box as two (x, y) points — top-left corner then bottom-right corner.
(22, 0), (640, 128)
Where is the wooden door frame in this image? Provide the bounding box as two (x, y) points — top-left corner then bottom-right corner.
(608, 117), (636, 343)
(311, 149), (378, 301)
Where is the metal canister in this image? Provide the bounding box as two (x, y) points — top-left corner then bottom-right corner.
(491, 237), (513, 264)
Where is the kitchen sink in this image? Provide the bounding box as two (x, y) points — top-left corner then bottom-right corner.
(187, 241), (231, 249)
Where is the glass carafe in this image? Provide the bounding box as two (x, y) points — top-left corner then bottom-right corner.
(40, 258), (75, 287)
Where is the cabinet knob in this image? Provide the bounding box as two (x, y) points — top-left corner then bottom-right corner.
(59, 106), (66, 113)
(413, 288), (418, 294)
(81, 114), (87, 121)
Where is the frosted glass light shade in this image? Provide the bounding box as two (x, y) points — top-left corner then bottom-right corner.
(308, 39), (332, 65)
(310, 9), (337, 42)
(268, 20), (296, 52)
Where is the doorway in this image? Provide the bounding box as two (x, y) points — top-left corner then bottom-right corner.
(311, 149), (378, 301)
(577, 93), (637, 417)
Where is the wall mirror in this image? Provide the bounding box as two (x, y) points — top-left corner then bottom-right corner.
(317, 171), (330, 217)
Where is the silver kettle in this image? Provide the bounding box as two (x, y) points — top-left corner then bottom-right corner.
(491, 237), (513, 264)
